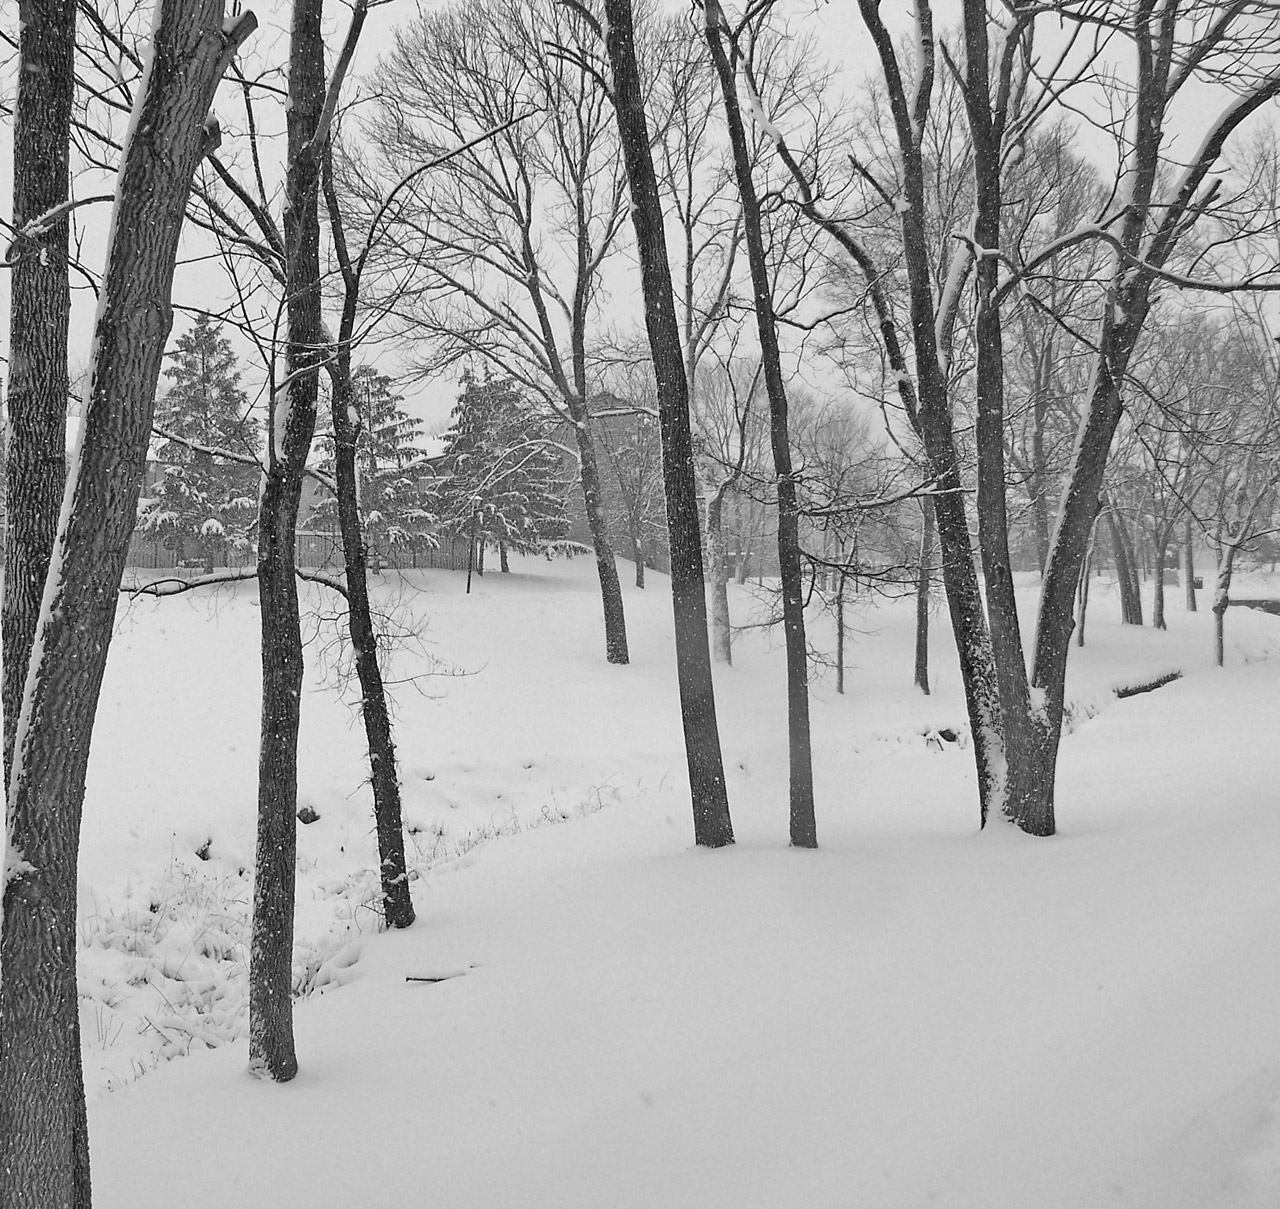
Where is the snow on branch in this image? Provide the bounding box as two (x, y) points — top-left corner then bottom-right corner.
(123, 567), (260, 597)
(122, 566), (350, 600)
(1, 194), (115, 266)
(151, 423), (264, 470)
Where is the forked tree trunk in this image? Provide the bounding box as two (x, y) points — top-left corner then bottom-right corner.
(706, 489), (732, 664)
(2, 0), (74, 787)
(914, 496), (934, 694)
(704, 1), (815, 847)
(250, 0), (326, 1083)
(0, 6), (252, 1202)
(602, 0), (733, 847)
(1104, 504), (1142, 625)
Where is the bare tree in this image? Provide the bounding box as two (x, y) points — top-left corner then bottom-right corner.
(703, 0), (816, 848)
(359, 0), (632, 662)
(766, 0), (1280, 833)
(596, 0), (736, 847)
(0, 3), (254, 1200)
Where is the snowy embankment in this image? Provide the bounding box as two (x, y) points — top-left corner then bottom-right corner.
(72, 558), (1280, 1207)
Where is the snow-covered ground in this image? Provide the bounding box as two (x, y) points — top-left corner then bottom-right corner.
(69, 556), (1280, 1207)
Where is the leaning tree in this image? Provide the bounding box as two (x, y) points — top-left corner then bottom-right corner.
(0, 3), (255, 1200)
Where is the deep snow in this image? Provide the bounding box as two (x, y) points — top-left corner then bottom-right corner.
(59, 555), (1280, 1206)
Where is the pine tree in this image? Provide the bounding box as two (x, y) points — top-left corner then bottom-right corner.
(139, 314), (260, 572)
(436, 373), (571, 565)
(314, 365), (433, 567)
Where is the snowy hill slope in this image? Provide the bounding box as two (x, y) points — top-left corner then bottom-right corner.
(69, 556), (1280, 1207)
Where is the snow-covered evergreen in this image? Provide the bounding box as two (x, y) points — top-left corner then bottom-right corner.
(434, 373), (573, 559)
(137, 315), (260, 572)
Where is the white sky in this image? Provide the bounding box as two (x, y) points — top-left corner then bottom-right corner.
(0, 0), (1275, 433)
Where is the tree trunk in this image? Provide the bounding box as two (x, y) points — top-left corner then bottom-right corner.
(1151, 526), (1171, 631)
(633, 536), (645, 587)
(835, 567), (847, 696)
(603, 0), (733, 847)
(571, 413), (628, 663)
(319, 110), (414, 934)
(1104, 505), (1142, 625)
(1184, 517), (1198, 612)
(327, 378), (415, 930)
(250, 0), (325, 1084)
(500, 541), (509, 573)
(1076, 540), (1093, 648)
(1212, 542), (1237, 668)
(2, 0), (74, 787)
(704, 4), (815, 847)
(706, 489), (732, 664)
(964, 0), (1048, 835)
(913, 496), (933, 694)
(0, 7), (251, 1203)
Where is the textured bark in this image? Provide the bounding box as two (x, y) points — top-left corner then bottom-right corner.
(704, 4), (815, 847)
(913, 497), (934, 694)
(2, 0), (74, 788)
(250, 0), (326, 1083)
(603, 0), (733, 847)
(0, 5), (250, 1202)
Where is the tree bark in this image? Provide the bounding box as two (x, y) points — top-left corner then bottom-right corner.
(572, 412), (628, 663)
(914, 496), (934, 694)
(250, 0), (325, 1083)
(603, 0), (733, 848)
(704, 2), (815, 847)
(2, 0), (74, 788)
(0, 6), (252, 1203)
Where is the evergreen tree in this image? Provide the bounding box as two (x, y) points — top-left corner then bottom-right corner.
(314, 365), (434, 567)
(138, 315), (260, 572)
(435, 373), (571, 565)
